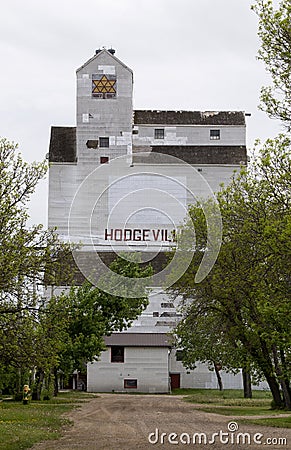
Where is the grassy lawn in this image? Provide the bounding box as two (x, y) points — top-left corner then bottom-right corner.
(242, 416), (291, 429)
(172, 388), (273, 404)
(0, 391), (97, 450)
(172, 389), (291, 428)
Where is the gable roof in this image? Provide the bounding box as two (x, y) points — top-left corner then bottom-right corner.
(76, 48), (133, 74)
(134, 110), (246, 126)
(104, 333), (173, 347)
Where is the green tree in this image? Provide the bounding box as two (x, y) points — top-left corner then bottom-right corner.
(36, 253), (153, 397)
(0, 138), (74, 396)
(0, 138), (73, 313)
(168, 136), (291, 408)
(0, 138), (153, 397)
(175, 298), (255, 395)
(252, 0), (291, 129)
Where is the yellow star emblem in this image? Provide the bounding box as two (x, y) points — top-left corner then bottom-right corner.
(92, 75), (116, 94)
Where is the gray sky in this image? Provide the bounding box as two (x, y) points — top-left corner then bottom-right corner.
(0, 0), (282, 225)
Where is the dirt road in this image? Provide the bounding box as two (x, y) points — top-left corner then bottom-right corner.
(32, 394), (290, 449)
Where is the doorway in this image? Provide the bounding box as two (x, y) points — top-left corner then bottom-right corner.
(170, 373), (180, 389)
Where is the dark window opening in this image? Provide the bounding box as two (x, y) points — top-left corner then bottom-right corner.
(161, 302), (175, 308)
(155, 321), (176, 327)
(154, 128), (165, 139)
(176, 350), (185, 361)
(153, 311), (159, 317)
(124, 379), (137, 388)
(100, 156), (109, 164)
(160, 311), (178, 317)
(99, 137), (109, 147)
(86, 140), (98, 149)
(111, 346), (124, 363)
(210, 129), (220, 140)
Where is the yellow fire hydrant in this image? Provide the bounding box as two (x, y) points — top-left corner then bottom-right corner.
(23, 385), (30, 405)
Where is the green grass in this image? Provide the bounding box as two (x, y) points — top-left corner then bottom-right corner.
(242, 416), (291, 429)
(172, 388), (272, 405)
(172, 389), (291, 427)
(0, 391), (97, 450)
(196, 405), (291, 416)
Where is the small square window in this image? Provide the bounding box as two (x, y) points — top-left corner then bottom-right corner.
(154, 128), (165, 139)
(111, 346), (124, 363)
(100, 156), (109, 164)
(153, 311), (159, 317)
(99, 137), (109, 147)
(124, 379), (137, 388)
(210, 130), (220, 140)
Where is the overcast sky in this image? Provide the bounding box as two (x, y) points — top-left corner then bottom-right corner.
(0, 0), (282, 225)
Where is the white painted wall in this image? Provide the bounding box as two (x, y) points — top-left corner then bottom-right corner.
(87, 346), (170, 393)
(133, 125), (246, 147)
(76, 50), (133, 163)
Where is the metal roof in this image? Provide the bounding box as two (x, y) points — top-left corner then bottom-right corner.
(103, 333), (173, 347)
(133, 145), (247, 165)
(49, 126), (76, 163)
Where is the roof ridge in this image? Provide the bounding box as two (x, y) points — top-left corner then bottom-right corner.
(76, 48), (133, 74)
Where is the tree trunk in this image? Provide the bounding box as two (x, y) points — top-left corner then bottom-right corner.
(265, 374), (283, 409)
(33, 371), (44, 401)
(280, 379), (291, 410)
(214, 363), (223, 391)
(272, 345), (291, 409)
(246, 337), (283, 409)
(54, 367), (59, 397)
(279, 348), (291, 409)
(242, 367), (252, 398)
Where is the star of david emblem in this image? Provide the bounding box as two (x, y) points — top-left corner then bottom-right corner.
(92, 75), (116, 97)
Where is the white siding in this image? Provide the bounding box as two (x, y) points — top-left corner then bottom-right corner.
(133, 125), (246, 147)
(87, 347), (169, 393)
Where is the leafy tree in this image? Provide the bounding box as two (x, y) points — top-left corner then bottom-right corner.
(0, 138), (73, 313)
(0, 138), (153, 398)
(168, 0), (291, 408)
(66, 255), (152, 369)
(252, 0), (291, 129)
(0, 138), (74, 396)
(175, 298), (255, 395)
(168, 136), (291, 408)
(35, 253), (153, 397)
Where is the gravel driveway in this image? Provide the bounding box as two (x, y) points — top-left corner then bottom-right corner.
(32, 393), (290, 449)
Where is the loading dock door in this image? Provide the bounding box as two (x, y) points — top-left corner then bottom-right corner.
(170, 373), (180, 389)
